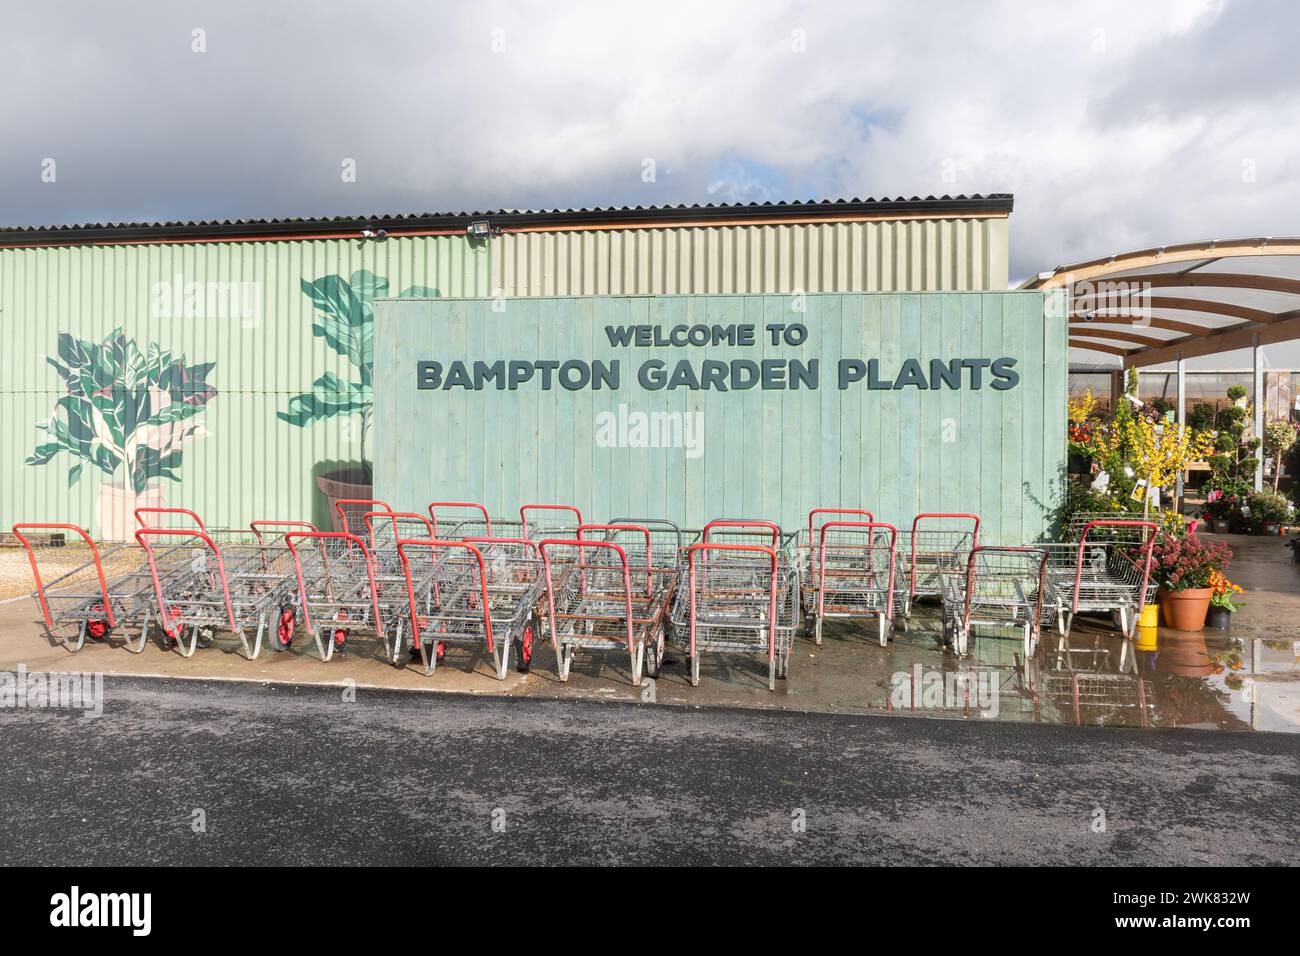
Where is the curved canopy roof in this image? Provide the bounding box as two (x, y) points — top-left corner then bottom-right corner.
(1022, 238), (1300, 367)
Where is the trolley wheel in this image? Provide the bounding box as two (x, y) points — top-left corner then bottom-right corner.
(86, 619), (112, 641)
(514, 623), (534, 674)
(436, 640), (446, 663)
(333, 628), (349, 652)
(644, 625), (665, 679)
(274, 605), (296, 650)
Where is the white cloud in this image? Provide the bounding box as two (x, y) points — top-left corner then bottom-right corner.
(1, 0), (1296, 284)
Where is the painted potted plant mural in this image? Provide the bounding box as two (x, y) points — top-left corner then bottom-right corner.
(26, 328), (216, 540)
(279, 270), (437, 529)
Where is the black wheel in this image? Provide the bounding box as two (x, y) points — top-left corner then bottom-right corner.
(514, 623), (535, 674)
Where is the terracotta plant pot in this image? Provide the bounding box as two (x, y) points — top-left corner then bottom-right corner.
(1158, 586), (1213, 632)
(1205, 606), (1232, 630)
(315, 468), (373, 533)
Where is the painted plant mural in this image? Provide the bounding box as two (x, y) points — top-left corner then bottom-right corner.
(280, 269), (437, 475)
(26, 328), (217, 538)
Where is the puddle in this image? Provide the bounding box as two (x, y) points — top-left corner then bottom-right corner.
(818, 605), (1300, 733)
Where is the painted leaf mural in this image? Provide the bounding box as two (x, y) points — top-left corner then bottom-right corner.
(26, 327), (217, 493)
(279, 269), (438, 468)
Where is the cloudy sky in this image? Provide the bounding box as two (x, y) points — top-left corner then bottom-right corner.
(2, 0), (1296, 283)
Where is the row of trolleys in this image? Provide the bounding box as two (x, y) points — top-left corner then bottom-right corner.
(12, 504), (1159, 691)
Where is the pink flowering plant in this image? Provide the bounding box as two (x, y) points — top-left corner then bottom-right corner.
(1150, 532), (1233, 591)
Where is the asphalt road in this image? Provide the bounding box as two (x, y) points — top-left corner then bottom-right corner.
(0, 676), (1296, 865)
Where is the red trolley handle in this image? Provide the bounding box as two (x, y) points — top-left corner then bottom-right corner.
(364, 511), (435, 550)
(808, 508), (875, 538)
(577, 523), (654, 598)
(135, 528), (237, 638)
(960, 545), (1050, 632)
(249, 520), (315, 547)
(686, 542), (779, 664)
(701, 519), (781, 548)
(250, 520), (317, 571)
(816, 521), (897, 621)
(11, 523), (115, 630)
(520, 504), (584, 537)
(909, 512), (981, 596)
(397, 538), (495, 656)
(538, 539), (635, 654)
(135, 507), (209, 534)
(332, 498), (394, 537)
(284, 531), (381, 637)
(463, 537), (541, 560)
(428, 501), (493, 538)
(1073, 520), (1159, 615)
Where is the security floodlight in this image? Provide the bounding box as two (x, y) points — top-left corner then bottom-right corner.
(467, 220), (491, 238)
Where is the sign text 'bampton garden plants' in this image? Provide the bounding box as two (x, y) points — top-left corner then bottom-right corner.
(415, 322), (1021, 393)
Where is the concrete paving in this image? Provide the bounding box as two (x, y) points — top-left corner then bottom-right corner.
(1, 533), (1295, 731)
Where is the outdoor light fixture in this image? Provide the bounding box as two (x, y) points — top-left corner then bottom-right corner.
(1083, 310), (1096, 322)
(467, 220), (492, 238)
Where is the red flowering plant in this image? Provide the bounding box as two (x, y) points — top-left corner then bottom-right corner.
(1150, 531), (1233, 592)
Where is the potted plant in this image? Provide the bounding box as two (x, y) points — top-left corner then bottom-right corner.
(1150, 531), (1233, 632)
(1246, 489), (1291, 535)
(25, 328), (216, 540)
(1263, 418), (1298, 492)
(279, 270), (438, 529)
(1203, 479), (1249, 533)
(1205, 570), (1244, 630)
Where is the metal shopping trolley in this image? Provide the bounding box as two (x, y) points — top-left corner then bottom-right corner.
(427, 501), (528, 541)
(135, 525), (301, 658)
(941, 545), (1051, 658)
(803, 520), (901, 647)
(520, 503), (584, 540)
(1035, 520), (1159, 644)
(11, 522), (180, 653)
(333, 498), (394, 537)
(796, 508), (875, 577)
(284, 530), (393, 661)
(538, 529), (675, 685)
(394, 537), (546, 678)
(898, 513), (980, 620)
(669, 540), (799, 691)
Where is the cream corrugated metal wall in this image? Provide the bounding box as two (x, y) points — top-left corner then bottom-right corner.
(0, 213), (1009, 539)
(0, 236), (489, 537)
(492, 218), (1009, 296)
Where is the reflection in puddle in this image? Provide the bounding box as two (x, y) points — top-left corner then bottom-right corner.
(829, 603), (1300, 733)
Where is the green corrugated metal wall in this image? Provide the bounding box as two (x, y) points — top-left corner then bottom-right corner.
(373, 292), (1067, 543)
(0, 237), (490, 537)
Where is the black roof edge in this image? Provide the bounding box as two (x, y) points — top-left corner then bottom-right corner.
(0, 195), (1014, 247)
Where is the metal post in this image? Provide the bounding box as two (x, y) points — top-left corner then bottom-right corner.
(1175, 356), (1186, 504)
(1253, 338), (1265, 492)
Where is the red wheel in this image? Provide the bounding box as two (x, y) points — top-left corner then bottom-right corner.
(435, 640), (447, 662)
(275, 605), (296, 649)
(86, 603), (112, 641)
(333, 628), (349, 650)
(514, 624), (534, 673)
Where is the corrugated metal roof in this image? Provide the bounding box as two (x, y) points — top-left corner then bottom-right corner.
(0, 195), (1013, 247)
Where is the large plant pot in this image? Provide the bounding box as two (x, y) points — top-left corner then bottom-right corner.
(1210, 520), (1230, 534)
(1158, 586), (1213, 632)
(1205, 606), (1232, 630)
(1067, 452), (1092, 476)
(96, 482), (165, 542)
(315, 468), (373, 533)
